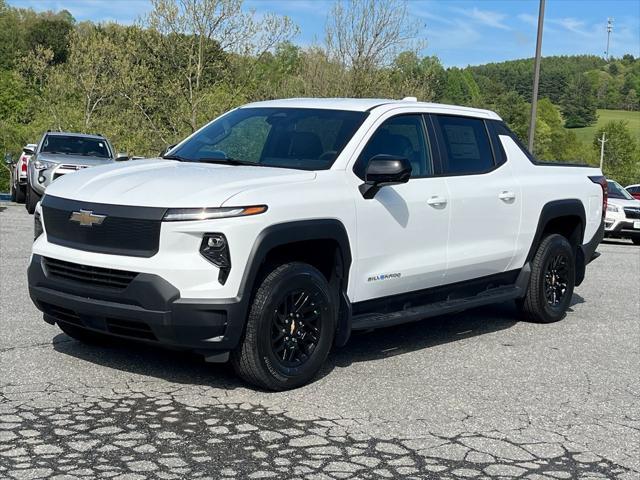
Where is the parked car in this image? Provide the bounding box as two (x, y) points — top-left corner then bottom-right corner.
(605, 180), (640, 245)
(9, 143), (37, 203)
(625, 184), (640, 200)
(28, 98), (606, 390)
(25, 131), (127, 214)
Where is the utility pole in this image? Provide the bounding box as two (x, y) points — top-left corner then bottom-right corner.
(605, 18), (613, 60)
(528, 0), (545, 154)
(598, 132), (607, 171)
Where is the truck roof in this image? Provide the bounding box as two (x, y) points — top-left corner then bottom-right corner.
(241, 97), (502, 120)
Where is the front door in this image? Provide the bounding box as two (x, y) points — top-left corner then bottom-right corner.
(352, 114), (450, 303)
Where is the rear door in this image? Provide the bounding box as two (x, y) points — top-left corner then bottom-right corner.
(430, 114), (521, 283)
(352, 113), (450, 302)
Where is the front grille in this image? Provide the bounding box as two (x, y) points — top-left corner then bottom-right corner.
(41, 302), (83, 326)
(43, 257), (138, 290)
(106, 318), (157, 340)
(41, 195), (165, 257)
(624, 207), (640, 219)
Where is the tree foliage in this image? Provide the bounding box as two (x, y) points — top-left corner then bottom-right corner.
(593, 121), (639, 185)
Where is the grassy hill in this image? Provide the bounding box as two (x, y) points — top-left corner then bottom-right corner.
(570, 109), (640, 145)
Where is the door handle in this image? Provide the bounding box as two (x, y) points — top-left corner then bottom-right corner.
(498, 191), (516, 202)
(427, 196), (447, 207)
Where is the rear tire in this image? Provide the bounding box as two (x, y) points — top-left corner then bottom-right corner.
(15, 184), (26, 203)
(58, 322), (110, 345)
(9, 181), (16, 202)
(25, 185), (40, 214)
(518, 234), (575, 323)
(232, 262), (336, 391)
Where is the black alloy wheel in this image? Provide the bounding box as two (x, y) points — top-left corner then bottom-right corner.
(543, 253), (570, 307)
(271, 289), (324, 368)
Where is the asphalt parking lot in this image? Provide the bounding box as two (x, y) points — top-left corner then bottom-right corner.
(1, 201), (639, 480)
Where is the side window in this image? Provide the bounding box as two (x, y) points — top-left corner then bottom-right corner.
(355, 114), (432, 179)
(434, 115), (495, 175)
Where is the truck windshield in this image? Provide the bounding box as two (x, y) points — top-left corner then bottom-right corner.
(607, 180), (634, 200)
(167, 108), (368, 170)
(42, 135), (111, 158)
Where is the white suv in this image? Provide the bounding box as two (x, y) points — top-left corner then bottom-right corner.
(28, 98), (606, 390)
(604, 180), (640, 245)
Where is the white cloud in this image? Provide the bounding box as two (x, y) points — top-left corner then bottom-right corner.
(456, 7), (510, 30)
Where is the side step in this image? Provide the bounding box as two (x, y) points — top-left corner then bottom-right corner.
(351, 285), (522, 331)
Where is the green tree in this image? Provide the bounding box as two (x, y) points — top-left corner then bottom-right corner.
(593, 121), (639, 185)
(561, 75), (598, 128)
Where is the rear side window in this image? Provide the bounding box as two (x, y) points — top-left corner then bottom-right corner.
(433, 115), (494, 175)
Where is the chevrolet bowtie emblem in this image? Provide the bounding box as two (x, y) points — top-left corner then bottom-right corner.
(69, 209), (106, 227)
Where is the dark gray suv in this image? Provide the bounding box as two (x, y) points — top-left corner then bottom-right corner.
(25, 132), (126, 213)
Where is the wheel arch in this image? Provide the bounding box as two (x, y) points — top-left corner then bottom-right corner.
(237, 219), (353, 347)
(526, 199), (587, 285)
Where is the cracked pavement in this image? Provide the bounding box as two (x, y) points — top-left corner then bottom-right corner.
(1, 202), (639, 479)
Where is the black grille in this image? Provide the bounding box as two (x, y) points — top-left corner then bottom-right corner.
(41, 195), (165, 257)
(624, 207), (640, 219)
(41, 302), (83, 326)
(43, 257), (138, 290)
(106, 318), (157, 340)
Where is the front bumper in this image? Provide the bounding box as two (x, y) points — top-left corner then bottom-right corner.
(604, 219), (640, 239)
(28, 254), (247, 354)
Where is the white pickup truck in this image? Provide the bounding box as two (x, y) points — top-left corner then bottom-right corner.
(28, 98), (606, 390)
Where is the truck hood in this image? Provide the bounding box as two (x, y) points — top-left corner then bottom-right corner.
(608, 198), (640, 208)
(44, 159), (317, 207)
(38, 152), (114, 166)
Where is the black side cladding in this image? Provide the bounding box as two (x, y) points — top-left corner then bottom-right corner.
(41, 195), (166, 258)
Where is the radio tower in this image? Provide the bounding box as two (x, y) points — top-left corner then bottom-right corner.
(605, 18), (613, 60)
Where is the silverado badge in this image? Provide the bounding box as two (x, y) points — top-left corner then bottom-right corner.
(69, 210), (106, 227)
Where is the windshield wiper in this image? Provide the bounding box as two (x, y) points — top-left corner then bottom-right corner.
(197, 157), (262, 166)
(162, 154), (189, 161)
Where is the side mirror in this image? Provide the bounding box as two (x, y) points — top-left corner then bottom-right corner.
(160, 144), (177, 157)
(359, 155), (412, 199)
(4, 154), (13, 165)
(115, 153), (129, 161)
(22, 147), (35, 155)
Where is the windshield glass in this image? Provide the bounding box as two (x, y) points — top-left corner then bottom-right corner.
(607, 180), (634, 200)
(169, 108), (368, 170)
(41, 135), (111, 158)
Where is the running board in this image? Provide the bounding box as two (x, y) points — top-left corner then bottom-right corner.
(351, 285), (522, 331)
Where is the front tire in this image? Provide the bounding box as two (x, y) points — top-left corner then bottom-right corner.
(25, 185), (41, 214)
(518, 234), (576, 323)
(232, 262), (336, 391)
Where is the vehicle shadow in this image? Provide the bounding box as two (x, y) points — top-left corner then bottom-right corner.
(52, 295), (586, 389)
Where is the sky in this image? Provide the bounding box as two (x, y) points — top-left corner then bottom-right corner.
(8, 0), (640, 67)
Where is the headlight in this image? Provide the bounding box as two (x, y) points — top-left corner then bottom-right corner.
(163, 205), (267, 221)
(33, 159), (58, 170)
(606, 204), (619, 213)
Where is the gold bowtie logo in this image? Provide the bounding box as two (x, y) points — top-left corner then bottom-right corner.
(69, 209), (106, 227)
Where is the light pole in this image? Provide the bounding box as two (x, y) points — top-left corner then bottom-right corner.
(598, 132), (607, 171)
(528, 0), (545, 153)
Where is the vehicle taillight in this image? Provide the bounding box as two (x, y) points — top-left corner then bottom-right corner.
(589, 175), (608, 219)
(21, 161), (27, 172)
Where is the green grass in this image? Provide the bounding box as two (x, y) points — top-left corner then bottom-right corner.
(570, 109), (640, 144)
